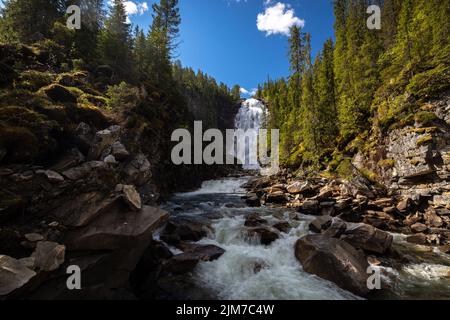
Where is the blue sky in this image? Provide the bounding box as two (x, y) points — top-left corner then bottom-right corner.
(120, 1), (335, 96)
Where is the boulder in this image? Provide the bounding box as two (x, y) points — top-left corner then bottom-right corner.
(161, 216), (212, 245)
(323, 217), (347, 238)
(246, 227), (279, 245)
(295, 234), (370, 297)
(406, 233), (428, 245)
(396, 198), (415, 213)
(123, 153), (152, 186)
(244, 213), (267, 227)
(0, 255), (36, 296)
(245, 195), (261, 207)
(121, 185), (142, 211)
(287, 181), (311, 195)
(273, 221), (291, 233)
(162, 254), (200, 274)
(309, 216), (332, 233)
(341, 223), (393, 254)
(36, 170), (64, 183)
(266, 191), (288, 204)
(62, 161), (108, 181)
(411, 222), (428, 233)
(111, 142), (130, 160)
(32, 241), (65, 272)
(24, 233), (44, 242)
(88, 125), (121, 161)
(65, 206), (168, 251)
(424, 209), (443, 228)
(180, 244), (225, 261)
(300, 200), (320, 215)
(51, 192), (120, 227)
(43, 84), (77, 103)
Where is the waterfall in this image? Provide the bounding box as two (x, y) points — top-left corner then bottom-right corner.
(232, 98), (268, 170)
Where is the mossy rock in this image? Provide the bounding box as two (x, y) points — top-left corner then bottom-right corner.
(378, 159), (395, 169)
(335, 158), (354, 179)
(414, 111), (438, 126)
(17, 70), (55, 91)
(56, 71), (89, 87)
(416, 135), (433, 147)
(0, 61), (18, 87)
(0, 125), (39, 163)
(41, 84), (77, 103)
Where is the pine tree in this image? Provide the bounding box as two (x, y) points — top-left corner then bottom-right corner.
(98, 0), (133, 80)
(1, 0), (64, 42)
(133, 26), (147, 77)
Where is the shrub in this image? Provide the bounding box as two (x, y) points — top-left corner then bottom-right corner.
(106, 82), (140, 111)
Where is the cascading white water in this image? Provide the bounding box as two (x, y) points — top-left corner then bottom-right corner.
(232, 98), (267, 170)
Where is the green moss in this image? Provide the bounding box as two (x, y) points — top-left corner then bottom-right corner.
(17, 70), (55, 91)
(359, 168), (379, 184)
(414, 111), (438, 126)
(408, 127), (439, 134)
(407, 64), (450, 100)
(378, 158), (395, 169)
(416, 135), (433, 146)
(335, 158), (354, 179)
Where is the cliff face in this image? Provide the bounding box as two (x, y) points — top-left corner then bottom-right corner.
(353, 92), (450, 204)
(0, 43), (239, 299)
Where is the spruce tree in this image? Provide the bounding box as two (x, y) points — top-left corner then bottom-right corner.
(98, 0), (133, 80)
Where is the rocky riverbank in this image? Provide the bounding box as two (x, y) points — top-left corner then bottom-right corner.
(239, 169), (450, 296)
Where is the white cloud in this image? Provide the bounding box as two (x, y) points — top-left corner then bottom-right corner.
(108, 1), (149, 18)
(240, 87), (257, 96)
(257, 2), (305, 36)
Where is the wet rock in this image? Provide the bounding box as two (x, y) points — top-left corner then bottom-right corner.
(244, 213), (267, 227)
(406, 233), (428, 245)
(162, 254), (200, 274)
(411, 223), (428, 233)
(341, 223), (393, 254)
(309, 216), (332, 233)
(181, 244), (225, 261)
(121, 185), (142, 211)
(323, 217), (347, 238)
(266, 191), (288, 204)
(273, 221), (291, 233)
(161, 216), (212, 245)
(247, 227), (279, 245)
(32, 241), (65, 272)
(0, 255), (36, 296)
(295, 234), (370, 297)
(245, 195), (261, 207)
(300, 200), (320, 215)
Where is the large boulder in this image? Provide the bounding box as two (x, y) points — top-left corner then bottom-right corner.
(246, 227), (279, 245)
(0, 255), (36, 296)
(295, 234), (370, 297)
(309, 216), (332, 233)
(161, 216), (212, 246)
(42, 84), (77, 103)
(341, 223), (393, 254)
(65, 206), (168, 251)
(179, 243), (225, 262)
(287, 181), (312, 195)
(31, 241), (65, 272)
(244, 213), (268, 227)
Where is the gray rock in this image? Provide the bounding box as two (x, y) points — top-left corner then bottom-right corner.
(111, 142), (130, 160)
(36, 170), (64, 183)
(122, 185), (142, 211)
(341, 223), (393, 254)
(0, 255), (36, 296)
(287, 181), (311, 194)
(88, 125), (121, 160)
(32, 241), (65, 272)
(295, 234), (370, 297)
(123, 153), (152, 186)
(24, 233), (44, 242)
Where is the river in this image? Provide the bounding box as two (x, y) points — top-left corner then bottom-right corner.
(161, 176), (450, 300)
